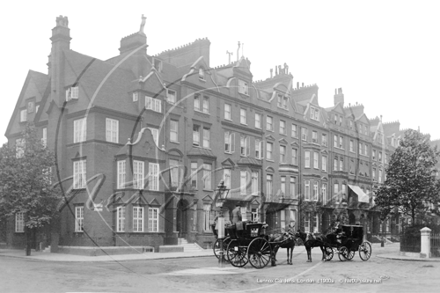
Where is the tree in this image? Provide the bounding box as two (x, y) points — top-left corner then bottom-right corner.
(375, 129), (440, 226)
(0, 124), (60, 255)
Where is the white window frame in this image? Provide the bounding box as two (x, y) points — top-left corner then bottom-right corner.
(224, 169), (231, 189)
(170, 159), (181, 188)
(20, 109), (27, 122)
(194, 95), (201, 111)
(203, 204), (211, 232)
(301, 128), (307, 141)
(280, 120), (286, 135)
(73, 160), (87, 189)
(266, 174), (273, 200)
(290, 177), (296, 198)
(313, 182), (318, 201)
(133, 160), (144, 189)
(240, 108), (247, 124)
(145, 96), (162, 113)
(15, 212), (24, 233)
(305, 151), (310, 168)
(42, 128), (47, 148)
(133, 206), (144, 232)
(149, 127), (159, 146)
(116, 206), (125, 232)
(203, 128), (210, 148)
(255, 139), (263, 159)
(202, 96), (209, 114)
(292, 148), (298, 165)
(238, 79), (249, 95)
(322, 156), (327, 172)
(105, 118), (119, 143)
(251, 172), (258, 195)
(292, 124), (298, 138)
(75, 206), (84, 232)
(280, 145), (286, 163)
(304, 212), (311, 233)
(240, 135), (250, 157)
(66, 86), (79, 101)
(170, 120), (178, 142)
(281, 176), (286, 195)
(203, 163), (211, 190)
(191, 162), (198, 189)
(255, 113), (261, 129)
(224, 103), (232, 120)
(266, 116), (273, 131)
(322, 134), (327, 146)
(312, 131), (318, 143)
(148, 207), (159, 232)
(240, 171), (248, 195)
(117, 160), (126, 189)
(167, 89), (176, 104)
(73, 118), (87, 143)
(224, 131), (235, 154)
(133, 92), (139, 102)
(313, 152), (319, 169)
(321, 183), (327, 203)
(266, 142), (273, 160)
(304, 180), (310, 201)
(193, 125), (200, 146)
(149, 163), (159, 191)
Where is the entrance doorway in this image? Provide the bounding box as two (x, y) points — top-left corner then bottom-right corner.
(176, 199), (189, 238)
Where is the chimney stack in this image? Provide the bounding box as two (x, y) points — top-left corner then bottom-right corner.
(334, 87), (344, 107)
(49, 15), (71, 106)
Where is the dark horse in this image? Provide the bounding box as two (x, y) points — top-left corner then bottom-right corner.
(270, 234), (296, 265)
(295, 230), (328, 262)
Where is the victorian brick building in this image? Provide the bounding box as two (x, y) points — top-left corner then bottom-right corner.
(3, 16), (403, 250)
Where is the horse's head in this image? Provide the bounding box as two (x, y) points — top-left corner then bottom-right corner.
(294, 229), (306, 240)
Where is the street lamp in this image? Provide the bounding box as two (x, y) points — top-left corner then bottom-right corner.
(215, 181), (230, 266)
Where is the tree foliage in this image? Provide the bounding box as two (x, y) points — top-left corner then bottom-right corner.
(0, 125), (60, 229)
(374, 129), (440, 224)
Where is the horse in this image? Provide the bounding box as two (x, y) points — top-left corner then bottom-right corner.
(295, 230), (328, 262)
(270, 233), (296, 265)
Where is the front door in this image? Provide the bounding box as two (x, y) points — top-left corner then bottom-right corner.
(176, 199), (189, 238)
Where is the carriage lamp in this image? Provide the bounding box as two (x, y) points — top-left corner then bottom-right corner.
(215, 181), (230, 266)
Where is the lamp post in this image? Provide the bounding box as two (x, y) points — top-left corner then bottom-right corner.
(215, 181), (229, 267)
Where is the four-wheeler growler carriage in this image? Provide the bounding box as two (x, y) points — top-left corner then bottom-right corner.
(323, 224), (372, 261)
(225, 222), (274, 269)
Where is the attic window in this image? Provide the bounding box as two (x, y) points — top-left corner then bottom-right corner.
(310, 107), (319, 121)
(167, 89), (176, 104)
(66, 86), (79, 101)
(20, 109), (27, 123)
(133, 92), (139, 102)
(153, 58), (162, 72)
(277, 94), (288, 109)
(27, 101), (35, 113)
(238, 79), (249, 95)
(199, 68), (205, 80)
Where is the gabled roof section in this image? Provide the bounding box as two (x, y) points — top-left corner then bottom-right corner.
(5, 70), (50, 138)
(221, 158), (236, 168)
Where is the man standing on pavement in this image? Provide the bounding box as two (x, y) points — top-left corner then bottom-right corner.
(232, 204), (242, 224)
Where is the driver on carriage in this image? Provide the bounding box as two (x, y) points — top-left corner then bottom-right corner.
(328, 221), (346, 244)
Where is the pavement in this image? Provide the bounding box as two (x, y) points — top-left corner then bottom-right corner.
(0, 242), (439, 262)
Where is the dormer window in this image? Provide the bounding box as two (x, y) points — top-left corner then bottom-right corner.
(133, 92), (139, 102)
(238, 79), (249, 95)
(66, 86), (79, 101)
(310, 107), (319, 121)
(198, 68), (205, 80)
(277, 94), (288, 109)
(153, 58), (162, 72)
(27, 101), (35, 113)
(20, 109), (27, 123)
(167, 89), (176, 104)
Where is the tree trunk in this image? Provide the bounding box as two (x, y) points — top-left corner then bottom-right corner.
(25, 226), (31, 256)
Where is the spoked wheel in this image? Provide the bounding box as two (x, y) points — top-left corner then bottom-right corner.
(213, 237), (230, 263)
(324, 246), (334, 261)
(359, 241), (372, 261)
(227, 240), (248, 267)
(247, 237), (271, 269)
(338, 246), (349, 261)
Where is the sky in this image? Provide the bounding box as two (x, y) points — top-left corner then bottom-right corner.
(1, 0), (440, 145)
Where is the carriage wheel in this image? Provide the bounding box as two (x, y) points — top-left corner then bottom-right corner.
(213, 237), (230, 263)
(338, 246), (349, 261)
(247, 237), (271, 269)
(227, 240), (248, 267)
(359, 242), (372, 261)
(345, 249), (355, 260)
(324, 246), (334, 261)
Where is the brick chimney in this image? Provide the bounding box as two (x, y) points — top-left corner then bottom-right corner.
(334, 88), (344, 107)
(119, 33), (147, 55)
(49, 15), (71, 106)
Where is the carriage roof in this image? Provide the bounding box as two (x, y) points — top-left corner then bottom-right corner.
(341, 225), (364, 239)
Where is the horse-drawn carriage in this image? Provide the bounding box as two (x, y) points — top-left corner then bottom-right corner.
(324, 224), (372, 261)
(212, 222), (293, 269)
(296, 224), (372, 262)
